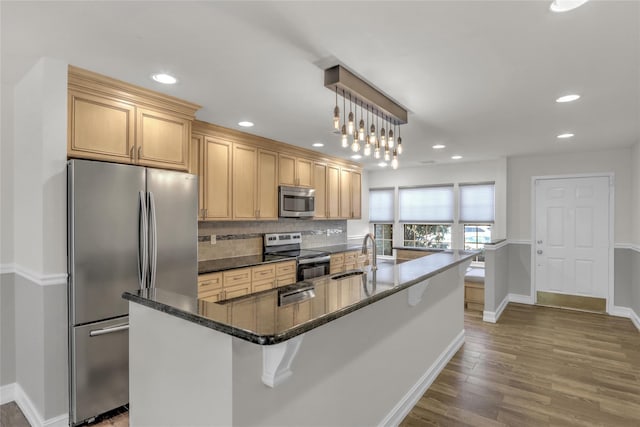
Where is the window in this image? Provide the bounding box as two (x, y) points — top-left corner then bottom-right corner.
(399, 185), (454, 249)
(374, 224), (393, 256)
(460, 183), (495, 263)
(403, 224), (452, 249)
(464, 224), (492, 261)
(369, 188), (394, 256)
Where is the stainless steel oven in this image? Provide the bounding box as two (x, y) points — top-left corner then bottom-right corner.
(297, 255), (331, 281)
(264, 233), (330, 281)
(279, 186), (315, 218)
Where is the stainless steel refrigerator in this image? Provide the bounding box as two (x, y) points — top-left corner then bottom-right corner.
(67, 159), (197, 425)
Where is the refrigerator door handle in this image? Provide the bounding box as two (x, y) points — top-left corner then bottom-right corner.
(149, 191), (158, 289)
(88, 323), (129, 337)
(138, 191), (149, 290)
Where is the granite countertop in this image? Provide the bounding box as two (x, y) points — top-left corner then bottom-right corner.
(124, 250), (477, 346)
(306, 243), (363, 254)
(198, 254), (295, 274)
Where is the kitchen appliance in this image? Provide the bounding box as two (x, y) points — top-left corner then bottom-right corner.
(264, 232), (330, 280)
(67, 159), (197, 425)
(279, 186), (315, 218)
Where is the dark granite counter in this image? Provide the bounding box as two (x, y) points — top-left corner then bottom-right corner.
(198, 254), (295, 274)
(124, 250), (477, 346)
(392, 246), (446, 252)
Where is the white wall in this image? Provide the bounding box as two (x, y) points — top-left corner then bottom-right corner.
(633, 143), (640, 246)
(365, 158), (507, 248)
(507, 148), (632, 244)
(10, 57), (69, 422)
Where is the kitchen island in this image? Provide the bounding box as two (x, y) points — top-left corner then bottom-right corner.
(123, 250), (475, 426)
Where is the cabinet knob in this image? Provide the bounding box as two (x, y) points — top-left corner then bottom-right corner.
(129, 146), (134, 160)
(138, 146), (142, 159)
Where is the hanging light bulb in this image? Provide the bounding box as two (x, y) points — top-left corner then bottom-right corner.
(384, 143), (391, 161)
(358, 102), (365, 141)
(397, 136), (403, 154)
(364, 142), (371, 156)
(333, 87), (340, 130)
(341, 125), (348, 148)
(369, 109), (376, 145)
(391, 149), (398, 169)
(374, 133), (381, 159)
(353, 100), (359, 141)
(347, 94), (354, 135)
(380, 116), (386, 147)
(351, 139), (360, 152)
(388, 122), (394, 149)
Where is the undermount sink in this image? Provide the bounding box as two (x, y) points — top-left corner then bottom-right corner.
(331, 271), (365, 280)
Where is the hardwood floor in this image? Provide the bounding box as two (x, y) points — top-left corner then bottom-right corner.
(401, 304), (640, 426)
(2, 304), (638, 427)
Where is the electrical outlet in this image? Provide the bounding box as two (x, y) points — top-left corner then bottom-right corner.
(210, 234), (216, 245)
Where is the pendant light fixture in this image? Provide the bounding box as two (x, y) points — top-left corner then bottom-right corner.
(324, 64), (408, 167)
(333, 87), (340, 130)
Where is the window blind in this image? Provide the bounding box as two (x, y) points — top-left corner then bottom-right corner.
(398, 185), (454, 223)
(368, 188), (394, 223)
(459, 183), (495, 223)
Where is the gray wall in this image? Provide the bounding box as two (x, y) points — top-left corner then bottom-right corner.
(508, 243), (531, 297)
(614, 248), (633, 308)
(484, 244), (508, 312)
(633, 250), (640, 318)
(1, 273), (16, 387)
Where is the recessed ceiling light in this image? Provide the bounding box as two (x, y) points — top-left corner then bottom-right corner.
(312, 142), (324, 147)
(556, 94), (581, 103)
(378, 162), (388, 167)
(351, 154), (362, 160)
(550, 0), (589, 12)
(451, 155), (462, 160)
(432, 144), (446, 149)
(238, 121), (254, 128)
(557, 133), (574, 139)
(151, 73), (177, 84)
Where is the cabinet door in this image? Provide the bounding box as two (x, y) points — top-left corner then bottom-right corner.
(340, 169), (352, 219)
(192, 134), (204, 218)
(203, 136), (232, 220)
(136, 107), (190, 171)
(233, 143), (257, 219)
(278, 154), (296, 186)
(257, 149), (278, 220)
(68, 90), (135, 163)
(327, 164), (340, 218)
(296, 158), (313, 187)
(351, 170), (362, 219)
(313, 163), (327, 219)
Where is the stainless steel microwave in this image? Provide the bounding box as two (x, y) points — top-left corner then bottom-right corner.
(279, 186), (315, 218)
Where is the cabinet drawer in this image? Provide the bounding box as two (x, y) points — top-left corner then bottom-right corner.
(252, 264), (275, 281)
(343, 251), (358, 264)
(252, 278), (275, 293)
(223, 268), (251, 287)
(330, 265), (344, 274)
(276, 274), (296, 288)
(465, 285), (484, 304)
(330, 253), (344, 265)
(199, 292), (221, 303)
(224, 283), (251, 300)
(275, 260), (296, 276)
(344, 263), (356, 271)
(198, 272), (222, 295)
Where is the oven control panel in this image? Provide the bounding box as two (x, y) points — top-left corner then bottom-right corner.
(265, 232), (302, 247)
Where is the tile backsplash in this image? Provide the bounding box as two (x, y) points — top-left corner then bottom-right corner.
(198, 219), (348, 262)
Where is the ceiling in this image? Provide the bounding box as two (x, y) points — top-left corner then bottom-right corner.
(2, 1), (639, 170)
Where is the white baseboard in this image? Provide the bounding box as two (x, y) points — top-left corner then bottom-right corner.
(610, 306), (640, 332)
(483, 294), (509, 323)
(379, 329), (465, 427)
(0, 383), (15, 405)
(508, 293), (534, 305)
(1, 382), (68, 427)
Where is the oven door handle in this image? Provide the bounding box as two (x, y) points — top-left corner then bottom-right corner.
(298, 255), (331, 265)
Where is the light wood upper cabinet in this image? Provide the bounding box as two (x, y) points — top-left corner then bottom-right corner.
(68, 89), (136, 163)
(136, 107), (190, 171)
(313, 163), (328, 219)
(339, 168), (362, 220)
(257, 149), (278, 220)
(279, 154), (313, 187)
(202, 135), (232, 220)
(233, 143), (258, 219)
(67, 66), (200, 171)
(327, 164), (341, 218)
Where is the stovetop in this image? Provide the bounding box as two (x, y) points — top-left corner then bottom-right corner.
(266, 248), (330, 260)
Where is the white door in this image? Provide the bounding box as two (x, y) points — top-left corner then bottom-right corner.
(534, 176), (610, 299)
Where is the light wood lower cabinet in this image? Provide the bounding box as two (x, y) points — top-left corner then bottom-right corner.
(464, 281), (484, 311)
(198, 260), (296, 302)
(395, 249), (437, 264)
(330, 250), (363, 274)
(329, 253), (345, 274)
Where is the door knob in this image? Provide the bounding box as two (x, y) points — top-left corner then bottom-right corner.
(537, 250), (543, 255)
(537, 240), (543, 244)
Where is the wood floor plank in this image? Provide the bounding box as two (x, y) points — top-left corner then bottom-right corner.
(400, 303), (640, 427)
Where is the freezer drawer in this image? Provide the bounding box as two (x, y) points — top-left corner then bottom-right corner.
(70, 317), (129, 425)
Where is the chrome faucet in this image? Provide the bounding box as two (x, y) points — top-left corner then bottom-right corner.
(362, 233), (377, 271)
